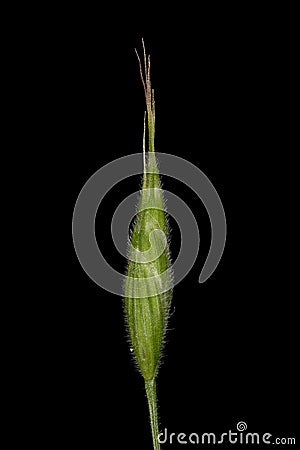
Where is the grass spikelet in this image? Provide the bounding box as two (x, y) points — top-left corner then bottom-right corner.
(124, 40), (173, 450)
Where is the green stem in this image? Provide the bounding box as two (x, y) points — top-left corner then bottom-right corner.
(145, 378), (161, 450)
(147, 108), (155, 153)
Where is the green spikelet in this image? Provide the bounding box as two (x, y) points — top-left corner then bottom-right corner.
(124, 41), (173, 450)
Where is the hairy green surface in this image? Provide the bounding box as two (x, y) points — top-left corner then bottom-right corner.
(125, 154), (172, 380)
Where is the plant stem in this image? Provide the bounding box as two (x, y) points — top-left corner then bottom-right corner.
(145, 378), (161, 450)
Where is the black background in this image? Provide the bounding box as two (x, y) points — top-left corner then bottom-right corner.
(58, 9), (298, 449)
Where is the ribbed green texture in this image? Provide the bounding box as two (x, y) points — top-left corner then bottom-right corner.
(125, 153), (172, 380)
